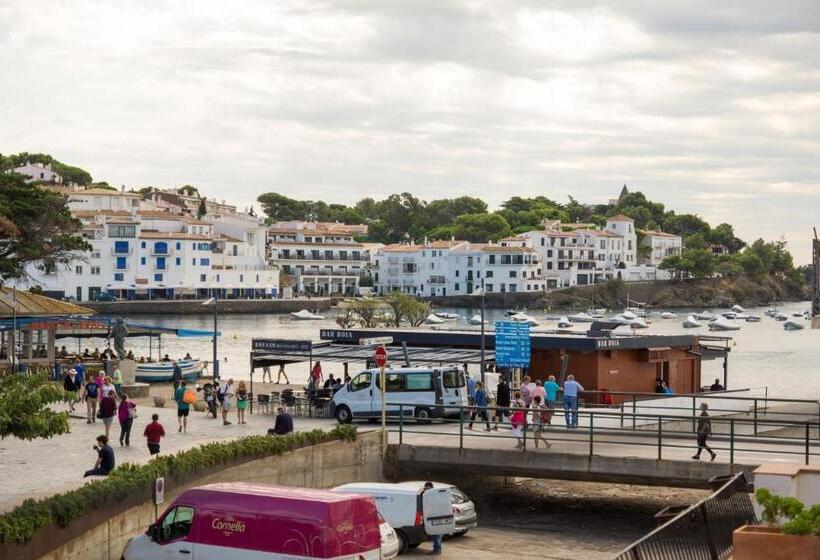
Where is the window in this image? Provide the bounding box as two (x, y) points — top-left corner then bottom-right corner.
(156, 257), (166, 270)
(91, 266), (100, 275)
(200, 274), (206, 282)
(116, 257), (127, 270)
(350, 372), (372, 392)
(509, 271), (517, 278)
(200, 258), (210, 266)
(154, 273), (163, 281)
(485, 283), (493, 292)
(140, 257), (146, 265)
(176, 257), (181, 266)
(240, 274), (244, 282)
(154, 242), (168, 255)
(176, 242), (181, 250)
(488, 255), (496, 264)
(192, 258), (196, 265)
(375, 373), (405, 392)
(141, 241), (146, 249)
(90, 251), (101, 259)
(486, 271), (494, 278)
(443, 370), (465, 388)
(455, 283), (460, 291)
(108, 225), (136, 238)
(404, 373), (433, 391)
(113, 241), (130, 254)
(75, 265), (83, 275)
(158, 506), (194, 542)
(114, 273), (124, 281)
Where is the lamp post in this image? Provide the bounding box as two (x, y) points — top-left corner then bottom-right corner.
(202, 296), (219, 381)
(472, 281), (486, 386)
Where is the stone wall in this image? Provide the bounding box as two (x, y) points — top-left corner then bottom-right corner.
(5, 432), (382, 560)
(84, 298), (332, 315)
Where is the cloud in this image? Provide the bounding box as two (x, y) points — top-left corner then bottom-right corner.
(0, 0), (818, 261)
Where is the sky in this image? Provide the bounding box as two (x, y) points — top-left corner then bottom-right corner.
(1, 1), (819, 262)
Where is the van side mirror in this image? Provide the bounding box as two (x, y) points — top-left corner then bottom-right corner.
(147, 524), (162, 542)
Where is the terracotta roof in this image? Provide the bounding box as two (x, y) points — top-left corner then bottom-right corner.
(214, 234), (243, 243)
(72, 188), (140, 197)
(640, 230), (680, 238)
(184, 218), (211, 225)
(607, 214), (634, 222)
(268, 227), (355, 238)
(427, 240), (460, 248)
(138, 231), (212, 240)
(138, 210), (184, 220)
(0, 288), (94, 318)
(481, 245), (536, 254)
(72, 210), (132, 218)
(574, 229), (622, 238)
(380, 244), (423, 253)
(500, 235), (524, 241)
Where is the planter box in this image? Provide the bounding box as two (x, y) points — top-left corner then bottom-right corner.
(733, 525), (820, 560)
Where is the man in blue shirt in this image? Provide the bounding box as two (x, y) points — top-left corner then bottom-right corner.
(562, 375), (584, 428)
(467, 381), (490, 431)
(466, 374), (476, 406)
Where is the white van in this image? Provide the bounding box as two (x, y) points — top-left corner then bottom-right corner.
(333, 482), (455, 554)
(330, 366), (467, 424)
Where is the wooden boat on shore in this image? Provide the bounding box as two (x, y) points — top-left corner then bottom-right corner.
(135, 359), (203, 383)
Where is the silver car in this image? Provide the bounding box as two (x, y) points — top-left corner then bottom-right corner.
(404, 481), (478, 535)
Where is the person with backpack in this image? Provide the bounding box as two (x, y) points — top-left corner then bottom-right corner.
(174, 381), (191, 433)
(117, 394), (137, 446)
(83, 377), (100, 423)
(493, 377), (510, 430)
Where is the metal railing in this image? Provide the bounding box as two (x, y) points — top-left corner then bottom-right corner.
(389, 403), (820, 466)
(612, 472), (756, 560)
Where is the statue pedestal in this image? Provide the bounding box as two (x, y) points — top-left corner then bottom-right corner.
(117, 359), (136, 385)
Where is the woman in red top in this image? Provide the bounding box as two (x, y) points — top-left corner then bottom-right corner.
(310, 361), (323, 387)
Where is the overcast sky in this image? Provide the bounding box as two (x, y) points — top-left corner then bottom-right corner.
(2, 1), (819, 262)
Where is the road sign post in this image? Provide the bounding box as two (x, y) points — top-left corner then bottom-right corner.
(374, 345), (388, 457)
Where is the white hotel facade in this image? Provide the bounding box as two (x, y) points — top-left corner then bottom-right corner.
(19, 188), (279, 301)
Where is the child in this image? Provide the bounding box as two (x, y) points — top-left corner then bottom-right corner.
(236, 381), (248, 424)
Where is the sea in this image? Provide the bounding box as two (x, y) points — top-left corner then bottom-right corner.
(65, 301), (820, 400)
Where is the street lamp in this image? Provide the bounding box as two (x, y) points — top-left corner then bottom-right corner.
(472, 280), (486, 385)
(202, 296), (219, 380)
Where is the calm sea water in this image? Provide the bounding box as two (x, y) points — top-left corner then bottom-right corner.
(65, 302), (819, 399)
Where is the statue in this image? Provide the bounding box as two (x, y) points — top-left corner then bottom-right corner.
(111, 317), (129, 359)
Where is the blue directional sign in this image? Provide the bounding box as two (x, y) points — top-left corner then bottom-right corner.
(494, 321), (531, 368)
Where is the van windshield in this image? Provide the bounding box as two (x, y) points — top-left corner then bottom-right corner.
(442, 370), (465, 388)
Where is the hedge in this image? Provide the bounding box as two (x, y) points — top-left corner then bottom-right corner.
(0, 425), (357, 544)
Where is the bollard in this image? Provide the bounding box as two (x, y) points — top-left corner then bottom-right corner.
(730, 419), (735, 466)
(753, 399), (758, 437)
(657, 418), (663, 461)
(399, 405), (403, 445)
(459, 406), (464, 451)
(806, 423), (811, 466)
(589, 412), (594, 457)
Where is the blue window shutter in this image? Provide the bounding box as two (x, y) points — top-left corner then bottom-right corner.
(176, 257), (181, 266)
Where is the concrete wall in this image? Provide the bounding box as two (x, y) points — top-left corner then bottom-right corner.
(85, 298), (331, 315)
(5, 432), (381, 560)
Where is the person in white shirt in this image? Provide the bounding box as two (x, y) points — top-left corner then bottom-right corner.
(219, 378), (235, 426)
(562, 375), (584, 428)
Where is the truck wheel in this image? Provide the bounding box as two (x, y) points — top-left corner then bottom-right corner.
(396, 530), (409, 554)
(335, 405), (352, 424)
(414, 407), (432, 424)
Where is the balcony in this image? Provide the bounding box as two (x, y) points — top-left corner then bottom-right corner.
(275, 254), (366, 264)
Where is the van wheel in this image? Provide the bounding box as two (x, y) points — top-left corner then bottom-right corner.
(396, 530), (409, 554)
(334, 405), (352, 424)
(414, 407), (432, 424)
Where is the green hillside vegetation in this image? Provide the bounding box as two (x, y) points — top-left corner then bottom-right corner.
(0, 152), (93, 186)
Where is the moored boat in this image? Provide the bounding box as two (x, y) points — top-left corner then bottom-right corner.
(745, 315), (762, 322)
(628, 318), (649, 329)
(557, 316), (573, 328)
(510, 312), (540, 326)
(468, 314), (484, 325)
(708, 317), (741, 331)
(568, 312), (595, 322)
(660, 311), (678, 319)
(731, 304), (745, 313)
(434, 312), (460, 320)
(682, 315), (701, 328)
(784, 319), (805, 331)
(290, 309), (325, 320)
(695, 311), (715, 321)
(425, 314), (446, 325)
(136, 359), (203, 383)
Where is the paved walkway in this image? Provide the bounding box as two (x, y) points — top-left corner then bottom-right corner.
(0, 403), (337, 513)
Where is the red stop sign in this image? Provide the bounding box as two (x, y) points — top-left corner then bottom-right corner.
(374, 346), (388, 368)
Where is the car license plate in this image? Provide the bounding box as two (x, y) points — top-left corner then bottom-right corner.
(431, 516), (454, 526)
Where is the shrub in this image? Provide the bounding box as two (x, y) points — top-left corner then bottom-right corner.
(755, 488), (820, 536)
(0, 425), (356, 544)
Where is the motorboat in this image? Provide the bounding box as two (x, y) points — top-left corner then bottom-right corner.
(731, 304), (745, 313)
(290, 309), (325, 320)
(425, 314), (446, 325)
(621, 310), (637, 320)
(694, 311), (715, 321)
(468, 314), (485, 326)
(682, 316), (701, 328)
(784, 319), (805, 331)
(721, 312), (738, 320)
(568, 312), (595, 322)
(434, 312), (460, 321)
(708, 317), (741, 331)
(628, 318), (649, 329)
(745, 315), (762, 322)
(557, 316), (573, 328)
(774, 312), (789, 321)
(660, 311), (678, 319)
(506, 308), (527, 317)
(587, 308), (606, 318)
(510, 312), (540, 326)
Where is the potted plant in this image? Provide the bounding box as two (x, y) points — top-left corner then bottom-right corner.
(153, 395), (166, 408)
(193, 400), (207, 412)
(733, 488), (820, 559)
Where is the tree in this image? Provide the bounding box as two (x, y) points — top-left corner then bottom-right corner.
(679, 248), (716, 278)
(662, 213), (710, 238)
(335, 309), (356, 329)
(0, 373), (70, 439)
(197, 197), (207, 219)
(178, 185), (199, 197)
(0, 175), (89, 281)
(7, 152), (92, 185)
(350, 298), (381, 328)
(736, 252), (766, 279)
(453, 213), (511, 242)
(659, 255), (684, 279)
(385, 292), (409, 327)
(705, 223), (745, 253)
(405, 298), (432, 327)
(257, 193), (306, 222)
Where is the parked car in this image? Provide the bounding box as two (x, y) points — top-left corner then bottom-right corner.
(92, 292), (118, 302)
(122, 483), (382, 559)
(403, 481), (478, 535)
(379, 513), (400, 559)
(330, 366), (467, 424)
(333, 482), (456, 554)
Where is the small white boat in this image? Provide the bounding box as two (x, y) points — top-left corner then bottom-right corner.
(731, 304), (745, 313)
(290, 309), (325, 320)
(557, 316), (573, 328)
(510, 312), (540, 326)
(708, 317), (741, 331)
(136, 359), (203, 383)
(745, 315), (762, 322)
(774, 312), (789, 321)
(611, 314), (629, 324)
(784, 320), (805, 331)
(660, 311), (678, 319)
(764, 308), (778, 317)
(629, 318), (649, 329)
(792, 312), (804, 318)
(587, 308), (606, 318)
(682, 315), (701, 328)
(621, 310), (637, 320)
(468, 314), (485, 325)
(426, 314), (446, 325)
(506, 308), (527, 317)
(434, 312), (460, 320)
(695, 311), (715, 321)
(721, 311), (738, 320)
(568, 312), (595, 322)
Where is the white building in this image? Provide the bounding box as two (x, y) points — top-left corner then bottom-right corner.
(8, 161), (63, 184)
(267, 222), (370, 296)
(640, 230), (683, 267)
(374, 240), (543, 296)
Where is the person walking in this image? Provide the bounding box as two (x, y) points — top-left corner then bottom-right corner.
(219, 378), (235, 426)
(83, 377), (100, 423)
(545, 375), (560, 425)
(117, 394), (136, 447)
(493, 377), (510, 430)
(310, 361), (323, 386)
(562, 375), (584, 428)
(424, 481), (443, 556)
(236, 381), (248, 424)
(531, 395), (551, 450)
(510, 390), (526, 449)
(144, 413), (166, 455)
(112, 367), (123, 398)
(98, 390), (118, 440)
(533, 379), (547, 407)
(467, 381), (491, 431)
(692, 403), (717, 461)
(101, 376), (117, 403)
(174, 381), (191, 433)
(261, 365), (272, 383)
(172, 360), (183, 392)
(63, 369), (79, 412)
(83, 435), (115, 477)
(73, 362), (85, 407)
(520, 375), (535, 407)
(276, 363), (289, 384)
(268, 407), (294, 435)
(466, 374), (476, 406)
